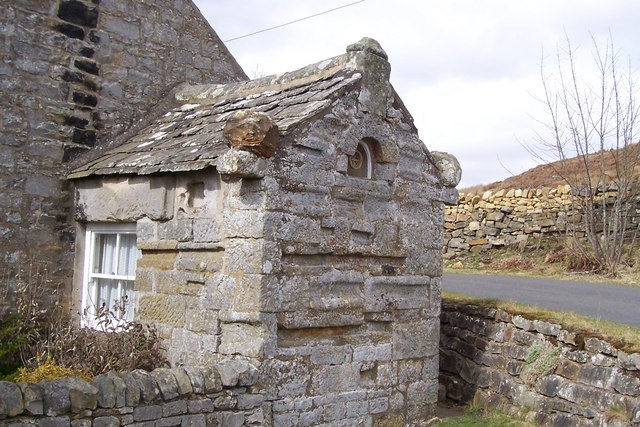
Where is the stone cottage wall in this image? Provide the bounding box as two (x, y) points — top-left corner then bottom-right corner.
(0, 0), (246, 316)
(0, 361), (267, 427)
(248, 93), (450, 426)
(73, 170), (232, 368)
(443, 185), (640, 257)
(440, 301), (640, 425)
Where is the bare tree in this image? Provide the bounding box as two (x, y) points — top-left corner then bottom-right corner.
(532, 34), (640, 276)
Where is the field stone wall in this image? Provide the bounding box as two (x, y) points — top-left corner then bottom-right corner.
(440, 301), (640, 426)
(0, 361), (267, 427)
(444, 185), (640, 257)
(0, 0), (246, 316)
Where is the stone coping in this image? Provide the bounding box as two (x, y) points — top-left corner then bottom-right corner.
(0, 360), (258, 419)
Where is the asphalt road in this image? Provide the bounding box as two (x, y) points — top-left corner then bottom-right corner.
(442, 273), (640, 327)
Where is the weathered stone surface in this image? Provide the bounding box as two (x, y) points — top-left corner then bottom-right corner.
(218, 323), (265, 358)
(535, 374), (565, 397)
(393, 319), (439, 359)
(19, 382), (44, 415)
(129, 370), (159, 403)
(443, 185), (639, 256)
(183, 367), (206, 394)
(216, 149), (268, 178)
(41, 381), (71, 416)
(37, 415), (71, 427)
(431, 151), (462, 188)
(511, 315), (533, 331)
(92, 415), (118, 427)
(120, 372), (141, 407)
(612, 372), (640, 396)
(151, 368), (179, 401)
(226, 361), (259, 387)
(619, 352), (640, 371)
(532, 319), (561, 336)
(585, 337), (618, 356)
(441, 301), (639, 426)
(223, 110), (279, 157)
(162, 400), (187, 417)
(187, 398), (214, 414)
(170, 367), (193, 396)
(133, 404), (162, 422)
(106, 372), (126, 408)
(200, 367), (223, 393)
(578, 365), (616, 389)
(0, 381), (24, 417)
(556, 359), (581, 380)
(63, 378), (97, 413)
(92, 374), (116, 409)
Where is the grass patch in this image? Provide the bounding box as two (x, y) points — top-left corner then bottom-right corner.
(443, 292), (640, 353)
(437, 407), (535, 427)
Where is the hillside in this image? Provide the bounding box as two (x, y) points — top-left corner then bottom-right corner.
(461, 143), (640, 194)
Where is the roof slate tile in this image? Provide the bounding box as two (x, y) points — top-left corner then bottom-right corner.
(69, 56), (365, 179)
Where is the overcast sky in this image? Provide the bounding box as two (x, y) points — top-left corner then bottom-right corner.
(192, 0), (640, 188)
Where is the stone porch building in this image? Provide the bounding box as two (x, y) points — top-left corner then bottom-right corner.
(68, 38), (461, 424)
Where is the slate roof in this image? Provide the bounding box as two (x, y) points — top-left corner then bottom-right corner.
(68, 62), (363, 178)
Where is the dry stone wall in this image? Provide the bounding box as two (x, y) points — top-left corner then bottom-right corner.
(0, 362), (267, 427)
(0, 0), (246, 316)
(444, 185), (640, 257)
(440, 301), (640, 425)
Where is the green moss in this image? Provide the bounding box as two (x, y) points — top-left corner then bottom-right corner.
(521, 343), (561, 386)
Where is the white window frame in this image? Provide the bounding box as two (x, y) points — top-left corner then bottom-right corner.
(81, 223), (140, 329)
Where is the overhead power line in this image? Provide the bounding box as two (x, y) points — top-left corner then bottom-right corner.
(223, 0), (366, 43)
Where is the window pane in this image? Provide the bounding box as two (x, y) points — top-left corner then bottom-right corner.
(93, 233), (117, 275)
(118, 234), (139, 276)
(93, 277), (135, 321)
(83, 224), (138, 329)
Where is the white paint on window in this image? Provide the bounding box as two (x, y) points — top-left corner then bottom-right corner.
(81, 223), (140, 329)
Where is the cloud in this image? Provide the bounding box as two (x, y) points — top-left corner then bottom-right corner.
(193, 0), (640, 187)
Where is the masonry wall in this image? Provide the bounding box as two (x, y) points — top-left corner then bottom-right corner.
(73, 170), (230, 368)
(443, 185), (640, 257)
(0, 0), (246, 316)
(252, 94), (450, 426)
(440, 301), (640, 425)
(0, 362), (268, 427)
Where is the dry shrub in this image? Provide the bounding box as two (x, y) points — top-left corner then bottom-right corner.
(2, 260), (167, 381)
(1, 262), (54, 379)
(493, 255), (535, 271)
(544, 240), (601, 273)
(565, 252), (601, 273)
(544, 246), (570, 264)
(30, 319), (167, 376)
